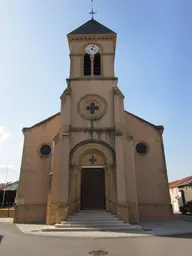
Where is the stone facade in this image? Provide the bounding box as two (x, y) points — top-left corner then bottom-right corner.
(14, 19), (172, 224)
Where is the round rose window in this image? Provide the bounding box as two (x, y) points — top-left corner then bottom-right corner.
(40, 145), (51, 156)
(135, 143), (148, 155)
(78, 94), (107, 120)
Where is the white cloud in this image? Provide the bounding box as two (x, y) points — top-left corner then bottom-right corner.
(0, 126), (12, 146)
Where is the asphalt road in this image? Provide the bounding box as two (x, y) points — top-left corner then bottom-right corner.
(0, 223), (192, 256)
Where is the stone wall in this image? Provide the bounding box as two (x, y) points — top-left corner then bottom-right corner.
(0, 208), (15, 218)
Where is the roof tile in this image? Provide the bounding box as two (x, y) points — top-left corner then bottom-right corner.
(169, 176), (192, 188)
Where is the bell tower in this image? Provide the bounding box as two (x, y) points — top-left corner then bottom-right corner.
(67, 19), (117, 79)
(64, 18), (121, 130)
(49, 16), (130, 225)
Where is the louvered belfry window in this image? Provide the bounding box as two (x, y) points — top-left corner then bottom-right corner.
(94, 53), (101, 75)
(84, 53), (91, 76)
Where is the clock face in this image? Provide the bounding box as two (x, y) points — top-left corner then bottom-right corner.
(85, 44), (99, 55)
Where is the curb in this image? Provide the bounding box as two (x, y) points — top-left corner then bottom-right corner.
(18, 230), (192, 239)
(156, 232), (192, 237)
(15, 224), (192, 239)
(20, 231), (153, 239)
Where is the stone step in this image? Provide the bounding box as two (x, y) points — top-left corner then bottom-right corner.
(79, 210), (109, 213)
(72, 213), (114, 217)
(68, 216), (119, 221)
(63, 220), (123, 224)
(41, 210), (143, 233)
(42, 225), (142, 232)
(55, 223), (130, 228)
(72, 211), (114, 214)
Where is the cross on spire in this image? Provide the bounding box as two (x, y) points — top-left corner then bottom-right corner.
(89, 0), (97, 20)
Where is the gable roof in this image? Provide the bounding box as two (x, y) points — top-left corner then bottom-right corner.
(125, 110), (164, 132)
(169, 176), (192, 188)
(0, 181), (19, 191)
(169, 180), (179, 187)
(0, 184), (7, 190)
(179, 178), (192, 187)
(22, 112), (60, 132)
(23, 110), (163, 132)
(169, 180), (180, 188)
(68, 19), (116, 36)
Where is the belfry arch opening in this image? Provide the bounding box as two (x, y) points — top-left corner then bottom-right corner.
(94, 53), (101, 75)
(84, 53), (101, 76)
(84, 53), (91, 76)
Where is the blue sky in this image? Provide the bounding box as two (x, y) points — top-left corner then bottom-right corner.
(0, 0), (192, 182)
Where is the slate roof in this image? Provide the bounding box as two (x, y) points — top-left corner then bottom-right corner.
(68, 19), (116, 36)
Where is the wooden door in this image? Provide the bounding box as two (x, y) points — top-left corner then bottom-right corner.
(81, 168), (105, 210)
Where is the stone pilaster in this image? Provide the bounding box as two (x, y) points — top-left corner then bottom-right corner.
(68, 166), (79, 215)
(115, 135), (129, 222)
(110, 167), (117, 215)
(125, 137), (139, 224)
(113, 87), (128, 222)
(48, 133), (70, 224)
(47, 88), (72, 224)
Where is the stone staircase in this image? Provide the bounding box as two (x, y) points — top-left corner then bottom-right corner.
(41, 210), (142, 232)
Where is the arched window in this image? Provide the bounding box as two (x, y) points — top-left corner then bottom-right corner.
(94, 53), (101, 75)
(84, 53), (91, 76)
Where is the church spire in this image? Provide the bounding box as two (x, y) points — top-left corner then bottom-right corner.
(89, 0), (97, 20)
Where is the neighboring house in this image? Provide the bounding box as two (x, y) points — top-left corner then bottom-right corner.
(0, 183), (10, 190)
(178, 177), (192, 191)
(0, 181), (19, 207)
(169, 176), (192, 213)
(0, 184), (5, 190)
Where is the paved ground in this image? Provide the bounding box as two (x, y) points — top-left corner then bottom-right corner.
(15, 219), (192, 238)
(1, 213), (192, 238)
(0, 222), (192, 256)
(173, 212), (192, 222)
(13, 213), (192, 238)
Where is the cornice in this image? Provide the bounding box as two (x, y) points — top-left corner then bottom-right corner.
(67, 34), (116, 41)
(113, 87), (125, 99)
(70, 127), (115, 133)
(66, 77), (118, 82)
(69, 53), (114, 57)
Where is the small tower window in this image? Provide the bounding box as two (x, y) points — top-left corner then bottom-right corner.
(135, 143), (148, 155)
(94, 53), (101, 75)
(84, 53), (91, 76)
(39, 144), (51, 157)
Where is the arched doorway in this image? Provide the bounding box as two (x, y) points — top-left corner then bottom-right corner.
(81, 167), (105, 210)
(69, 140), (116, 214)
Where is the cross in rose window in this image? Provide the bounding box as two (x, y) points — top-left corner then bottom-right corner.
(86, 102), (99, 114)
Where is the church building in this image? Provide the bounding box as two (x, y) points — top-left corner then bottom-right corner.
(14, 18), (172, 225)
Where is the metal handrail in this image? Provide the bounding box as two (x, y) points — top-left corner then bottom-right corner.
(105, 197), (128, 208)
(66, 198), (80, 207)
(57, 198), (80, 208)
